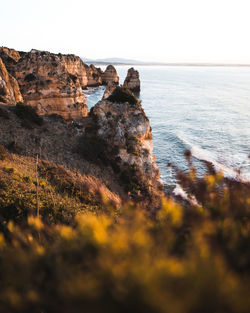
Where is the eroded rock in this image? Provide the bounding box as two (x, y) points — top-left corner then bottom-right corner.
(123, 67), (140, 93)
(86, 64), (103, 87)
(9, 50), (89, 120)
(0, 57), (23, 104)
(91, 87), (162, 201)
(101, 65), (119, 86)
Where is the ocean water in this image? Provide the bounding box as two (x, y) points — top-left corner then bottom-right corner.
(84, 66), (250, 191)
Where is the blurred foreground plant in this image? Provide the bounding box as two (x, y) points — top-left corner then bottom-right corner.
(0, 152), (250, 313)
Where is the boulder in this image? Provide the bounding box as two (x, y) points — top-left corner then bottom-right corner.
(123, 67), (140, 93)
(101, 65), (119, 86)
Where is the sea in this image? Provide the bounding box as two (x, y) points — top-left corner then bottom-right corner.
(83, 65), (250, 193)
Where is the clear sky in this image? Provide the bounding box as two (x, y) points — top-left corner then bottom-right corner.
(1, 0), (250, 64)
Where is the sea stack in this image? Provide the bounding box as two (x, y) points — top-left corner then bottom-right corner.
(123, 67), (140, 93)
(91, 86), (162, 202)
(101, 65), (119, 86)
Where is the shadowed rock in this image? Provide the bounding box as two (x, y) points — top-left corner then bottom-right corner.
(91, 86), (162, 203)
(123, 67), (140, 93)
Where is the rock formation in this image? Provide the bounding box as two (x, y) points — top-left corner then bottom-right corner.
(91, 87), (162, 201)
(86, 64), (103, 87)
(102, 84), (116, 100)
(3, 49), (89, 120)
(0, 48), (112, 120)
(101, 65), (119, 86)
(123, 67), (140, 93)
(0, 57), (23, 104)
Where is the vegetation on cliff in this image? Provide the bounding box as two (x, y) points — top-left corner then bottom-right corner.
(107, 86), (140, 106)
(0, 150), (249, 313)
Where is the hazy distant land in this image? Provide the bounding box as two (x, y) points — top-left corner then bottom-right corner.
(83, 57), (250, 67)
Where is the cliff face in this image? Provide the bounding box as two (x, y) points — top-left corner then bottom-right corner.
(91, 87), (162, 203)
(123, 67), (140, 92)
(102, 84), (116, 100)
(101, 65), (119, 86)
(0, 47), (20, 63)
(8, 50), (88, 120)
(0, 48), (110, 120)
(85, 64), (103, 87)
(0, 57), (23, 104)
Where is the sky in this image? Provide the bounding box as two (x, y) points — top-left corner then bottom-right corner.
(1, 0), (250, 64)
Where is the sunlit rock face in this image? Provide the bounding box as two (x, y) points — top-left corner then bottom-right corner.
(92, 87), (162, 198)
(0, 47), (21, 74)
(86, 64), (103, 87)
(0, 57), (23, 104)
(123, 67), (140, 93)
(7, 49), (89, 120)
(101, 65), (119, 86)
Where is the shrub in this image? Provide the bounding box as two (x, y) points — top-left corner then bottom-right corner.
(38, 161), (100, 208)
(77, 136), (109, 165)
(107, 86), (139, 106)
(14, 103), (43, 128)
(24, 73), (36, 82)
(0, 171), (250, 313)
(120, 164), (146, 193)
(0, 106), (10, 119)
(0, 145), (8, 161)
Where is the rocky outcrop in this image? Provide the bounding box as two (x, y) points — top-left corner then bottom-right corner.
(7, 49), (88, 120)
(0, 47), (20, 63)
(0, 57), (23, 104)
(0, 48), (111, 120)
(123, 67), (140, 92)
(86, 64), (103, 87)
(101, 65), (119, 86)
(102, 84), (116, 100)
(91, 87), (162, 202)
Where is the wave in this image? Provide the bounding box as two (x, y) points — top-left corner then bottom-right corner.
(177, 135), (250, 183)
(173, 184), (200, 206)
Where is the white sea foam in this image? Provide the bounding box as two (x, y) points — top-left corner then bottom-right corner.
(173, 184), (200, 206)
(179, 136), (250, 183)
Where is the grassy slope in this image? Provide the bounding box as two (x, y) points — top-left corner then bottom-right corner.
(0, 152), (121, 230)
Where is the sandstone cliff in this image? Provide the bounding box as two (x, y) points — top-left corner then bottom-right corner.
(6, 49), (88, 120)
(85, 64), (103, 87)
(0, 48), (107, 120)
(101, 65), (119, 86)
(123, 67), (140, 92)
(91, 87), (162, 203)
(0, 57), (23, 104)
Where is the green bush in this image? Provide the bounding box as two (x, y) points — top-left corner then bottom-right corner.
(77, 136), (109, 165)
(107, 86), (139, 106)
